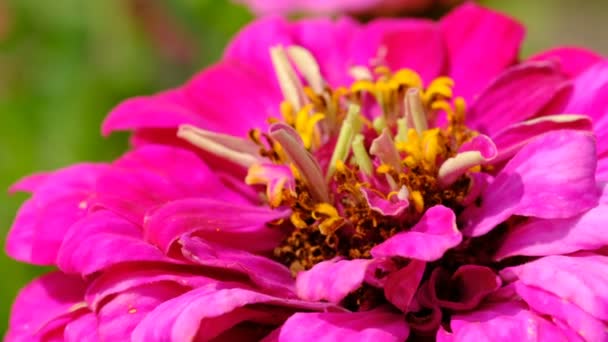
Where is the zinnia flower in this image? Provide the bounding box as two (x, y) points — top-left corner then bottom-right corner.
(6, 3), (608, 341)
(233, 0), (460, 16)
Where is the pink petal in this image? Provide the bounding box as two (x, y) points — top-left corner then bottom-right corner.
(384, 260), (426, 313)
(102, 89), (206, 136)
(467, 61), (569, 136)
(530, 47), (603, 78)
(272, 309), (410, 342)
(131, 283), (342, 341)
(7, 272), (88, 341)
(183, 60), (282, 136)
(491, 114), (593, 164)
(85, 264), (214, 311)
(462, 130), (599, 237)
(97, 282), (187, 341)
(446, 301), (568, 341)
(57, 211), (168, 275)
(296, 258), (371, 303)
(430, 265), (501, 311)
(441, 3), (525, 101)
(514, 282), (608, 341)
(144, 198), (288, 254)
(563, 60), (608, 123)
(371, 205), (460, 261)
(8, 172), (51, 193)
(496, 184), (608, 259)
(6, 164), (109, 264)
(289, 17), (360, 86)
(93, 145), (237, 226)
(501, 254), (608, 321)
(351, 18), (445, 83)
(224, 16), (294, 85)
(63, 313), (98, 342)
(179, 235), (296, 298)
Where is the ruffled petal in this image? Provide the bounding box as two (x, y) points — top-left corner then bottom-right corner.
(6, 164), (109, 264)
(131, 283), (341, 341)
(496, 184), (608, 259)
(57, 211), (168, 275)
(442, 301), (568, 341)
(92, 145), (236, 226)
(441, 3), (525, 101)
(144, 198), (288, 254)
(63, 313), (98, 342)
(467, 61), (569, 136)
(179, 235), (295, 297)
(501, 254), (608, 321)
(491, 114), (592, 164)
(296, 258), (371, 303)
(371, 205), (460, 261)
(462, 130), (599, 237)
(514, 281), (608, 341)
(430, 265), (501, 311)
(6, 272), (88, 341)
(271, 308), (409, 342)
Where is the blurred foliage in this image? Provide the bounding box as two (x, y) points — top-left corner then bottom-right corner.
(0, 0), (605, 336)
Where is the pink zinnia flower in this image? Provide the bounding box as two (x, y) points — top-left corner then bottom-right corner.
(233, 0), (459, 16)
(6, 3), (608, 341)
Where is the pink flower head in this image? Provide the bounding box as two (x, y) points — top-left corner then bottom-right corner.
(6, 3), (608, 341)
(233, 0), (459, 16)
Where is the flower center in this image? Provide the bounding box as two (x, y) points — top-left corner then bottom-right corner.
(178, 45), (486, 276)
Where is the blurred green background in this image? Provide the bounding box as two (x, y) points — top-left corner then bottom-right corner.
(0, 0), (605, 335)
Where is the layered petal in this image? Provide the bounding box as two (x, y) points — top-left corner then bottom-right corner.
(430, 265), (501, 311)
(467, 61), (569, 136)
(271, 308), (409, 342)
(496, 184), (608, 259)
(371, 205), (460, 261)
(530, 47), (603, 78)
(144, 198), (288, 253)
(131, 283), (341, 341)
(462, 130), (598, 237)
(514, 282), (608, 341)
(57, 210), (168, 275)
(438, 301), (568, 341)
(501, 254), (608, 321)
(6, 272), (89, 341)
(6, 163), (109, 264)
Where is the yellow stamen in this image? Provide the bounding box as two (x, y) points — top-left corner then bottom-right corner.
(410, 190), (424, 213)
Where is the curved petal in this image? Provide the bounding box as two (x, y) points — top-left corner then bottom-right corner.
(92, 145), (236, 226)
(530, 47), (603, 77)
(495, 184), (608, 259)
(467, 61), (569, 136)
(296, 258), (371, 303)
(103, 60), (281, 138)
(57, 211), (168, 275)
(462, 130), (599, 237)
(144, 198), (288, 254)
(491, 114), (592, 164)
(6, 164), (109, 264)
(441, 3), (525, 101)
(6, 272), (88, 341)
(131, 283), (341, 342)
(63, 313), (98, 342)
(371, 205), (460, 261)
(514, 282), (607, 341)
(501, 254), (608, 321)
(271, 308), (410, 342)
(179, 235), (296, 298)
(445, 301), (568, 341)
